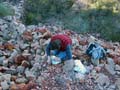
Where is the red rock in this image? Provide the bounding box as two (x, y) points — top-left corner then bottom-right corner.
(113, 56), (120, 65)
(14, 55), (28, 65)
(42, 30), (52, 39)
(95, 66), (101, 72)
(4, 42), (15, 50)
(0, 45), (4, 50)
(35, 28), (47, 34)
(10, 84), (18, 90)
(101, 42), (115, 50)
(21, 60), (30, 68)
(23, 81), (37, 90)
(22, 31), (33, 41)
(65, 31), (72, 36)
(17, 83), (26, 90)
(77, 36), (88, 46)
(11, 76), (17, 81)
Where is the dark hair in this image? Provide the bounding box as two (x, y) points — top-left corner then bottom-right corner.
(50, 40), (61, 50)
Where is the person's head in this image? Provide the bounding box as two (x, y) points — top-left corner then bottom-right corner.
(50, 39), (61, 50)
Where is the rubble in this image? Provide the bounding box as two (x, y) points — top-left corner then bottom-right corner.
(0, 1), (119, 90)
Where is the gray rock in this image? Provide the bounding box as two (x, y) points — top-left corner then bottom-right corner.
(75, 73), (85, 81)
(63, 60), (74, 72)
(3, 74), (11, 82)
(1, 80), (9, 90)
(116, 71), (120, 75)
(96, 73), (110, 88)
(25, 69), (35, 78)
(105, 64), (115, 75)
(4, 16), (13, 21)
(107, 58), (115, 69)
(55, 75), (67, 87)
(16, 66), (25, 74)
(115, 78), (120, 90)
(107, 85), (116, 90)
(36, 76), (44, 84)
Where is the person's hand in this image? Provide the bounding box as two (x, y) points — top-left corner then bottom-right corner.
(54, 57), (61, 62)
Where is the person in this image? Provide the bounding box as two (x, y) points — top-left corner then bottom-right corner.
(46, 34), (72, 64)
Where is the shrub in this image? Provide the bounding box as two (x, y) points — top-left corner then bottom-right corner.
(0, 3), (14, 17)
(23, 0), (74, 25)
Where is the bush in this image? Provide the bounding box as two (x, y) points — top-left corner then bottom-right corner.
(23, 0), (74, 25)
(0, 3), (15, 17)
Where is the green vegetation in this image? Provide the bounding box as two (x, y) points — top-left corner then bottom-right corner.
(0, 3), (15, 17)
(23, 0), (120, 41)
(23, 0), (74, 24)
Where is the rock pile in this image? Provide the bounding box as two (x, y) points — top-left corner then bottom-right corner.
(0, 1), (120, 90)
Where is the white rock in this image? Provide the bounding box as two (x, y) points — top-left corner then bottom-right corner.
(74, 60), (87, 74)
(17, 23), (26, 34)
(27, 25), (36, 31)
(1, 80), (9, 90)
(0, 56), (5, 65)
(115, 78), (120, 90)
(16, 77), (27, 84)
(115, 65), (120, 71)
(3, 74), (11, 82)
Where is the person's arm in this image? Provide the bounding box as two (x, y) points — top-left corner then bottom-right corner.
(65, 44), (72, 60)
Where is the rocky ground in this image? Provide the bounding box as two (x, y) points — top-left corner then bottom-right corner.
(0, 1), (120, 90)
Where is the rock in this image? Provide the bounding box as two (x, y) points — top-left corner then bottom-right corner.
(16, 66), (25, 74)
(96, 73), (110, 87)
(1, 80), (9, 90)
(11, 76), (17, 81)
(14, 55), (28, 65)
(17, 23), (26, 34)
(3, 74), (11, 82)
(115, 78), (120, 90)
(0, 56), (5, 65)
(10, 84), (18, 90)
(16, 77), (28, 84)
(107, 58), (115, 68)
(4, 16), (13, 22)
(24, 81), (37, 90)
(74, 60), (87, 74)
(36, 76), (44, 84)
(27, 25), (36, 31)
(63, 60), (74, 72)
(116, 71), (120, 75)
(115, 65), (120, 71)
(55, 75), (67, 87)
(16, 83), (26, 90)
(95, 66), (101, 72)
(107, 85), (116, 90)
(105, 64), (116, 75)
(22, 31), (33, 41)
(75, 73), (85, 81)
(21, 60), (30, 68)
(25, 70), (35, 79)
